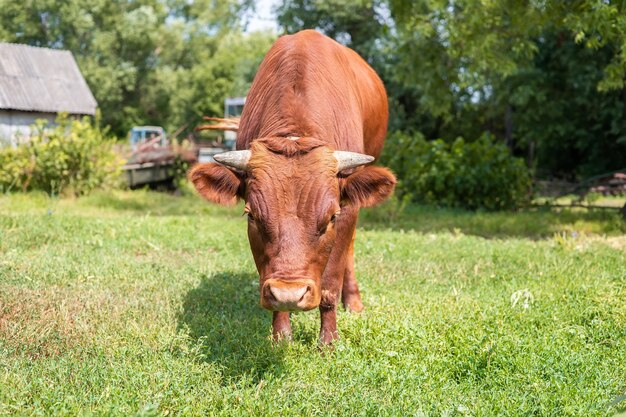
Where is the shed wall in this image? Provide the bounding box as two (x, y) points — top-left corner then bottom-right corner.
(0, 110), (56, 146)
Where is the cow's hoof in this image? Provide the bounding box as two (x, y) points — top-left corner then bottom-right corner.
(343, 296), (364, 313)
(318, 329), (339, 347)
(272, 329), (293, 343)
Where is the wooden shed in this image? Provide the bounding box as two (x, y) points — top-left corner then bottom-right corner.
(0, 42), (97, 146)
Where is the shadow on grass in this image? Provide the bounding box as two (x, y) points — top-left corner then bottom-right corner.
(178, 271), (287, 383)
(359, 203), (626, 239)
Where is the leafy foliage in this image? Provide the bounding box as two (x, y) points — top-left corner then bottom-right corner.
(508, 33), (626, 179)
(0, 0), (272, 137)
(382, 132), (532, 210)
(170, 139), (197, 190)
(276, 0), (383, 60)
(0, 115), (123, 195)
(387, 0), (626, 179)
(277, 0), (626, 180)
(2, 0), (625, 182)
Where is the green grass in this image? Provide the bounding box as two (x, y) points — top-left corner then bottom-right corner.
(533, 195), (626, 210)
(1, 189), (625, 416)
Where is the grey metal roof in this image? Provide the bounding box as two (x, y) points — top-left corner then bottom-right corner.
(0, 42), (97, 115)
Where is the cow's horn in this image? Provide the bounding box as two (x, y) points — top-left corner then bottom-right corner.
(333, 151), (375, 171)
(213, 150), (251, 171)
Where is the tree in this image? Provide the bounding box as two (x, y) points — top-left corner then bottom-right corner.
(140, 30), (275, 134)
(508, 32), (626, 179)
(0, 0), (268, 137)
(388, 0), (626, 178)
(275, 0), (434, 134)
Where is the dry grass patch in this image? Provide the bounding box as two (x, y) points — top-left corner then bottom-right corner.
(0, 286), (131, 358)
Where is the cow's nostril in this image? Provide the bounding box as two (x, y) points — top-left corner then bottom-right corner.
(299, 286), (311, 302)
(266, 286), (277, 302)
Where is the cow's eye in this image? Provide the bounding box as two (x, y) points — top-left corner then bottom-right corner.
(243, 207), (255, 222)
(330, 214), (337, 223)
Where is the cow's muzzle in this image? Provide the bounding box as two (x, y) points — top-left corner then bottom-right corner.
(261, 278), (320, 311)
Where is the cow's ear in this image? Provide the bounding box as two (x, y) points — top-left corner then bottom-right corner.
(188, 163), (244, 206)
(341, 166), (396, 208)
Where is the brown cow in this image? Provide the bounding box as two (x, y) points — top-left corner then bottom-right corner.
(189, 30), (396, 345)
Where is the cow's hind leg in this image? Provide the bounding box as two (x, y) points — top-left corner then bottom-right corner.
(272, 311), (292, 342)
(341, 227), (364, 312)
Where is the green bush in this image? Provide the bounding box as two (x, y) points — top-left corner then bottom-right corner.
(170, 138), (197, 191)
(382, 132), (532, 210)
(0, 114), (124, 195)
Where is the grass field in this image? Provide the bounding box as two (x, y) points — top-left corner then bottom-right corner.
(1, 189), (625, 416)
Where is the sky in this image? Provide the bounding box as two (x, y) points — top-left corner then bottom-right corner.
(245, 0), (279, 33)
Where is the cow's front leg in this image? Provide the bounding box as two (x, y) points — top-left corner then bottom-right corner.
(319, 305), (338, 345)
(272, 311), (292, 342)
(341, 228), (364, 312)
(319, 205), (359, 345)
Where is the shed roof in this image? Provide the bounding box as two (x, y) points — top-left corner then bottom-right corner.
(0, 42), (97, 115)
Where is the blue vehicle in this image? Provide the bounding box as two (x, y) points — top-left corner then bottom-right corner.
(128, 126), (167, 151)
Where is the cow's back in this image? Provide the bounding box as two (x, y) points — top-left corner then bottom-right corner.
(237, 30), (388, 158)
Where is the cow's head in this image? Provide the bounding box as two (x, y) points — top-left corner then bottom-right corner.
(189, 137), (395, 311)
